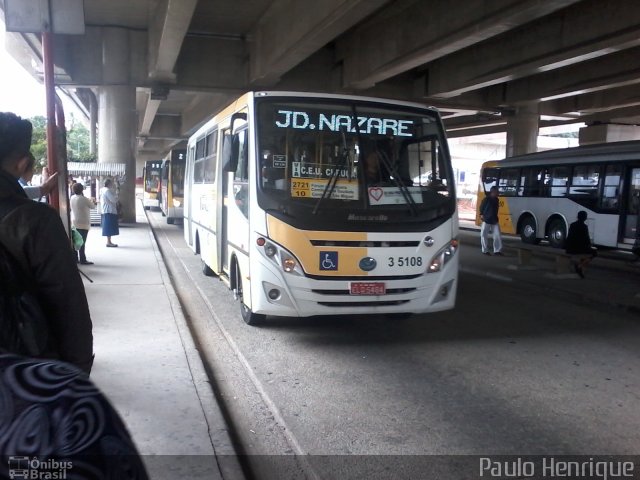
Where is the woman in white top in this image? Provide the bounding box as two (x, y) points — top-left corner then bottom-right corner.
(70, 182), (96, 264)
(100, 178), (119, 247)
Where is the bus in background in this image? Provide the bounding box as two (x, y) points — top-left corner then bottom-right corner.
(184, 91), (459, 325)
(476, 140), (640, 251)
(142, 160), (162, 210)
(161, 149), (186, 224)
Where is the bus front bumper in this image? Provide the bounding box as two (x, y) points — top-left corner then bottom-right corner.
(250, 256), (458, 317)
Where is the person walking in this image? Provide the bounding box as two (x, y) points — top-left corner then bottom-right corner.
(565, 210), (597, 278)
(0, 112), (93, 373)
(479, 186), (503, 256)
(100, 178), (119, 247)
(70, 182), (96, 264)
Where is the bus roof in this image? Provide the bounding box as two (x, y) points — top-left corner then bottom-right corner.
(482, 140), (640, 169)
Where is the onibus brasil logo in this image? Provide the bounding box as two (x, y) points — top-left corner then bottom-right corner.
(8, 456), (72, 479)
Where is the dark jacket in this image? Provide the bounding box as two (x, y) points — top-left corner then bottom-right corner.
(565, 220), (592, 255)
(0, 169), (93, 372)
(479, 195), (499, 225)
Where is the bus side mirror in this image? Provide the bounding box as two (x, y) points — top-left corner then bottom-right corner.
(222, 134), (240, 173)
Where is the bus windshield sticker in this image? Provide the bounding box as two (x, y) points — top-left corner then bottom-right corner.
(292, 162), (353, 180)
(272, 155), (287, 168)
(368, 186), (423, 205)
(275, 110), (414, 137)
(292, 179), (359, 200)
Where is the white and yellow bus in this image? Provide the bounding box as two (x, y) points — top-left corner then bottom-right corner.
(142, 160), (162, 210)
(161, 149), (186, 224)
(184, 91), (459, 324)
(476, 140), (640, 250)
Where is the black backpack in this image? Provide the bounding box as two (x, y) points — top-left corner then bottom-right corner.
(0, 199), (49, 356)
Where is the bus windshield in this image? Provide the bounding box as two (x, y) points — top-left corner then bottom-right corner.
(256, 98), (455, 231)
(172, 159), (185, 197)
(145, 162), (161, 193)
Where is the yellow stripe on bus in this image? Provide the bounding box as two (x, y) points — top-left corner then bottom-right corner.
(266, 215), (369, 276)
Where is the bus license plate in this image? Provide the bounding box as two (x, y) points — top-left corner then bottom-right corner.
(349, 282), (386, 296)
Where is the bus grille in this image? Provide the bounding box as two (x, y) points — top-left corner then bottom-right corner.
(317, 300), (410, 307)
(312, 288), (416, 296)
(310, 240), (419, 247)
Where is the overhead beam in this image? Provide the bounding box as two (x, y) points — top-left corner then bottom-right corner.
(484, 47), (640, 106)
(578, 105), (640, 125)
(248, 0), (388, 86)
(140, 96), (162, 136)
(148, 0), (198, 82)
(338, 0), (579, 90)
(542, 85), (640, 116)
(426, 0), (640, 98)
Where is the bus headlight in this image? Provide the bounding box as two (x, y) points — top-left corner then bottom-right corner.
(427, 239), (459, 273)
(257, 236), (304, 276)
(173, 199), (182, 207)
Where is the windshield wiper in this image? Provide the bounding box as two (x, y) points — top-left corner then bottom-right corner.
(312, 128), (349, 215)
(375, 148), (419, 216)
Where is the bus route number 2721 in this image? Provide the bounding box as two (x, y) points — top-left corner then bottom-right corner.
(388, 256), (423, 267)
(291, 181), (311, 197)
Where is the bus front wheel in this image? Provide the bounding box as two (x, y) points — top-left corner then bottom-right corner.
(235, 264), (265, 326)
(548, 219), (566, 249)
(520, 216), (540, 244)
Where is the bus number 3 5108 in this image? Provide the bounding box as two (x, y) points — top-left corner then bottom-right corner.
(388, 256), (423, 267)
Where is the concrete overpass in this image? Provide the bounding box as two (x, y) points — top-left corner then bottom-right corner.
(2, 0), (640, 220)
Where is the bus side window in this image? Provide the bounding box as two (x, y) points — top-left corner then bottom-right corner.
(204, 131), (218, 183)
(498, 168), (519, 196)
(194, 137), (206, 183)
(482, 168), (498, 193)
(519, 167), (541, 196)
(549, 166), (569, 197)
(600, 164), (622, 211)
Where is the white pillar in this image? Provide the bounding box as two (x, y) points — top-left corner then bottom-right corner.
(505, 103), (539, 157)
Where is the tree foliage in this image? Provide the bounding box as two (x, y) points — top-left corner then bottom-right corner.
(28, 114), (95, 172)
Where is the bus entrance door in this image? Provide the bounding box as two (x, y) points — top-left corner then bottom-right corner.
(623, 167), (640, 247)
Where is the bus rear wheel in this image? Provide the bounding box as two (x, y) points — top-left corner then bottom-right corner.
(520, 216), (540, 244)
(235, 264), (265, 326)
(548, 219), (566, 249)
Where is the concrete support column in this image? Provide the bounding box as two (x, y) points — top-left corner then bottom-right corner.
(98, 86), (136, 223)
(505, 103), (539, 157)
(98, 27), (137, 223)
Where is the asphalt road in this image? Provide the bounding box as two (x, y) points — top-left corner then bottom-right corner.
(147, 211), (640, 480)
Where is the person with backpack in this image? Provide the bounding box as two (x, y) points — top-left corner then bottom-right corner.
(0, 112), (93, 373)
(479, 185), (504, 256)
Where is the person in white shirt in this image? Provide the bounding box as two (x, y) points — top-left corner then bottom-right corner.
(18, 153), (58, 201)
(70, 182), (96, 264)
(99, 178), (119, 247)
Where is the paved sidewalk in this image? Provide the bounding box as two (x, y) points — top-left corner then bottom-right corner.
(459, 229), (640, 314)
(78, 204), (243, 479)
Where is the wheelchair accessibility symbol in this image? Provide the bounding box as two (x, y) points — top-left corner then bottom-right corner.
(319, 251), (338, 271)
